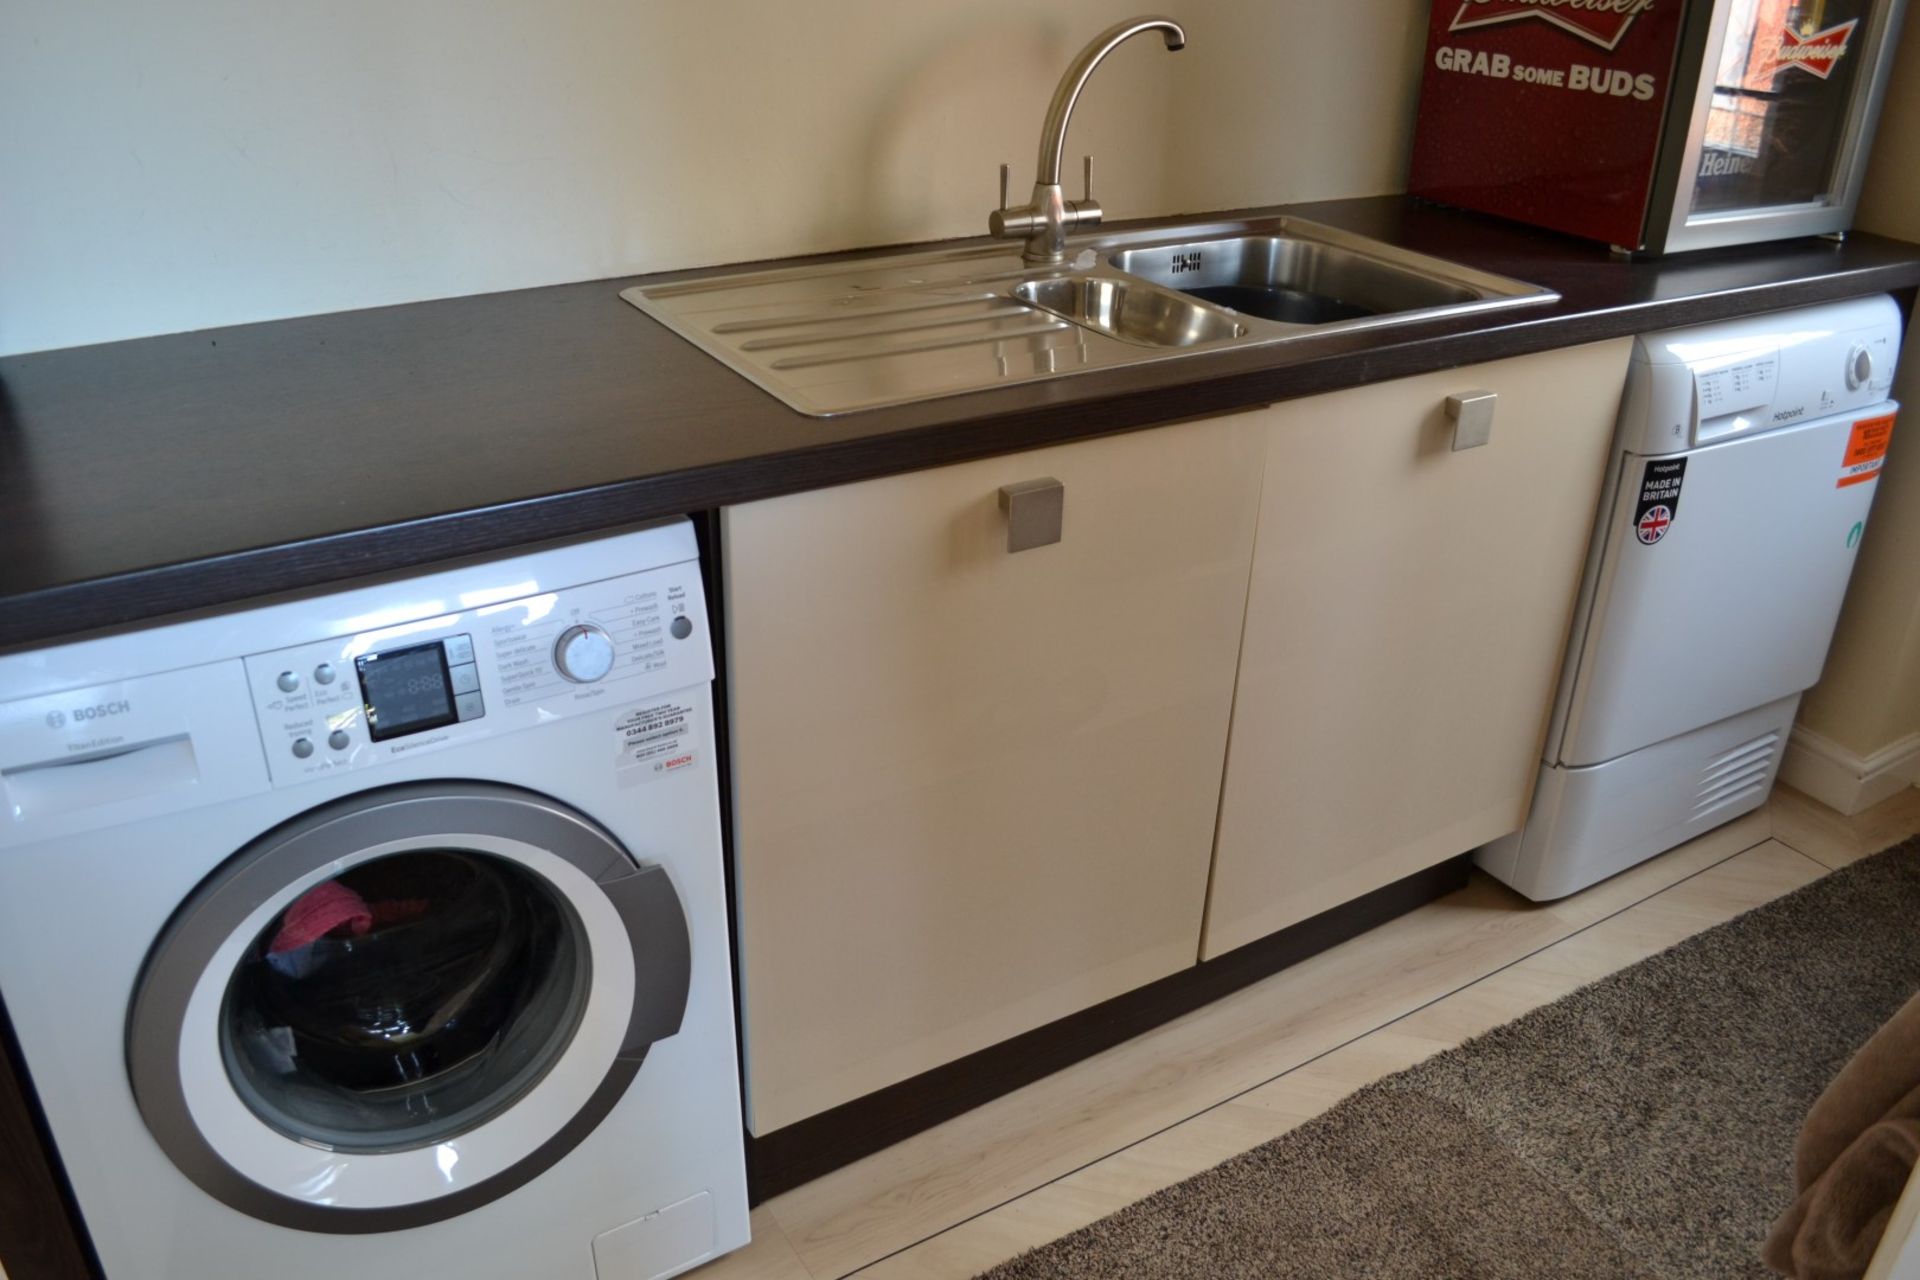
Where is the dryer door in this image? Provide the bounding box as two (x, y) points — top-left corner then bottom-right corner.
(1557, 408), (1889, 767)
(127, 780), (691, 1233)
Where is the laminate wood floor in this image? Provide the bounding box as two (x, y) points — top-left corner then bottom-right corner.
(701, 785), (1920, 1280)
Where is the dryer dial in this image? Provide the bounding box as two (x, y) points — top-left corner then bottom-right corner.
(1847, 344), (1875, 390)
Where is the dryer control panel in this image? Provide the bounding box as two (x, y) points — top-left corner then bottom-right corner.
(243, 558), (710, 786)
(1619, 294), (1901, 453)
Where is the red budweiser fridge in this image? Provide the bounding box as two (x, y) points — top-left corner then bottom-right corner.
(1409, 0), (1910, 253)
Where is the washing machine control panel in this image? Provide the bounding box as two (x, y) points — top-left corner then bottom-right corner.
(242, 557), (711, 786)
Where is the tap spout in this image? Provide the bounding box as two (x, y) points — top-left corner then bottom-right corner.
(1034, 17), (1186, 187)
(989, 15), (1187, 264)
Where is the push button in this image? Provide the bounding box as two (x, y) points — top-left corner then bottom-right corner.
(314, 663), (337, 685)
(456, 691), (485, 722)
(443, 634), (475, 666)
(327, 729), (351, 752)
(448, 663), (481, 696)
(277, 671), (302, 693)
(670, 616), (693, 640)
(291, 737), (315, 759)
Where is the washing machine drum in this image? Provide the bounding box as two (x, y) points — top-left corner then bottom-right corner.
(225, 849), (583, 1150)
(128, 781), (693, 1232)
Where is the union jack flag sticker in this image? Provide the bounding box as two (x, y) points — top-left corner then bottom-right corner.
(1637, 504), (1673, 544)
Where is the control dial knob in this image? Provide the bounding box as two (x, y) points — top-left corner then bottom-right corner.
(554, 623), (617, 683)
(1847, 344), (1875, 391)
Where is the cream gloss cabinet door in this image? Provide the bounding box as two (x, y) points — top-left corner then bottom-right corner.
(1202, 339), (1633, 959)
(723, 413), (1266, 1135)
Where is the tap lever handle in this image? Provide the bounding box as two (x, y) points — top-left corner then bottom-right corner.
(1082, 155), (1093, 203)
(999, 163), (1010, 213)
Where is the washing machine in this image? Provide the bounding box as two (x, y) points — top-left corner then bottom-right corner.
(0, 520), (749, 1279)
(1479, 295), (1901, 901)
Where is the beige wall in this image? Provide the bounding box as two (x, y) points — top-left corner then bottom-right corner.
(0, 0), (1428, 356)
(1795, 8), (1920, 764)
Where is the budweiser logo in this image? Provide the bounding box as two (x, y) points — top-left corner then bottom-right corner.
(1448, 0), (1657, 52)
(1766, 19), (1860, 79)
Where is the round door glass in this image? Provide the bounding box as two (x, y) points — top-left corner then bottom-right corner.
(219, 849), (591, 1153)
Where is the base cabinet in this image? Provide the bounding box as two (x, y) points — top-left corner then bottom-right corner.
(1202, 339), (1633, 958)
(725, 338), (1633, 1138)
(723, 413), (1266, 1134)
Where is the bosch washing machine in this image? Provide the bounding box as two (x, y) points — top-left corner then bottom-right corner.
(0, 520), (749, 1279)
(1480, 295), (1900, 900)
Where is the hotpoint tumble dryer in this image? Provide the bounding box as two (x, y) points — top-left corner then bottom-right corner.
(1479, 295), (1900, 901)
(0, 520), (749, 1280)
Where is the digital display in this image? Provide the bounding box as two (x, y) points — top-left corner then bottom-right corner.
(356, 642), (456, 741)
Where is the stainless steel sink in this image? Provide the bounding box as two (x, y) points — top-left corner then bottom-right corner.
(1013, 275), (1247, 347)
(621, 216), (1557, 416)
(1108, 235), (1479, 327)
(1097, 218), (1552, 337)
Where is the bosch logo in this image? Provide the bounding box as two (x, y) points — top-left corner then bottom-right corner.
(44, 710), (66, 729)
(69, 700), (131, 722)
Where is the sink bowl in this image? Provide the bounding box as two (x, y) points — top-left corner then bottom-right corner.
(1013, 275), (1248, 347)
(1108, 235), (1482, 327)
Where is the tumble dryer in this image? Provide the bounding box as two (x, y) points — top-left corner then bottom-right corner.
(1480, 295), (1900, 900)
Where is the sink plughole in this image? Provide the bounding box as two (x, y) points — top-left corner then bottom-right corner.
(621, 216), (1557, 416)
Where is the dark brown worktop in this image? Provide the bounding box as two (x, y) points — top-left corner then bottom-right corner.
(5, 194), (1919, 650)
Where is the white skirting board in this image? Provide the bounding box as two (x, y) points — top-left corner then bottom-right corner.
(1780, 727), (1920, 816)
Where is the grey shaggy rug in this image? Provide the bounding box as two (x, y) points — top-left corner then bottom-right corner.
(982, 838), (1920, 1279)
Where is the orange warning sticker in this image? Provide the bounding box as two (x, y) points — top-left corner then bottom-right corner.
(1839, 413), (1896, 488)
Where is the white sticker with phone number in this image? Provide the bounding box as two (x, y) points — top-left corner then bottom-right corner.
(616, 700), (698, 785)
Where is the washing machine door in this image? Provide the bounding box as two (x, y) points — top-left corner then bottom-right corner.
(126, 780), (691, 1233)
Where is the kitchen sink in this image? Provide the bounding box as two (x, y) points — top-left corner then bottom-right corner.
(621, 215), (1557, 416)
(1107, 235), (1482, 327)
(1013, 275), (1248, 348)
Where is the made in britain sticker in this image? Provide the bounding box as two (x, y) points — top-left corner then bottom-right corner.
(1634, 457), (1686, 545)
(616, 700), (698, 786)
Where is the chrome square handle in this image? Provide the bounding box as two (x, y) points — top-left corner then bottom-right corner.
(998, 478), (1065, 553)
(1446, 390), (1497, 451)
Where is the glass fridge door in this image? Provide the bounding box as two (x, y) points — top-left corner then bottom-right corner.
(1654, 0), (1905, 251)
